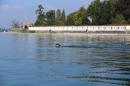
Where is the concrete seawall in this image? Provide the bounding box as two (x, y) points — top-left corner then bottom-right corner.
(29, 26), (130, 33)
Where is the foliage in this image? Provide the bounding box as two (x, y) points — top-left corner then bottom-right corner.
(55, 9), (66, 26)
(87, 0), (101, 24)
(55, 9), (61, 25)
(66, 12), (77, 26)
(112, 14), (126, 24)
(74, 6), (90, 25)
(60, 9), (66, 25)
(34, 0), (130, 26)
(98, 1), (115, 25)
(35, 5), (45, 26)
(87, 0), (115, 25)
(115, 0), (130, 21)
(11, 20), (20, 29)
(45, 10), (55, 26)
(127, 19), (130, 24)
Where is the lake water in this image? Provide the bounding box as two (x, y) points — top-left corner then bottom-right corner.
(0, 33), (130, 86)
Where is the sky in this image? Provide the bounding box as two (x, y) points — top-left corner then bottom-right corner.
(0, 0), (93, 28)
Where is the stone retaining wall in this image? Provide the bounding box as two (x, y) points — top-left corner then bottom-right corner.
(29, 26), (130, 33)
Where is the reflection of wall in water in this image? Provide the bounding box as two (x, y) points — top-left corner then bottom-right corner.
(90, 36), (130, 44)
(52, 35), (130, 45)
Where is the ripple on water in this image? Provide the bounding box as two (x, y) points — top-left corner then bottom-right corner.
(0, 33), (130, 86)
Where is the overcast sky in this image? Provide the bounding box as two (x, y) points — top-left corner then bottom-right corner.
(0, 0), (93, 28)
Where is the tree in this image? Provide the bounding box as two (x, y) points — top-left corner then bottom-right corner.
(45, 10), (55, 26)
(66, 12), (77, 26)
(127, 19), (130, 24)
(112, 14), (126, 24)
(55, 9), (61, 25)
(87, 0), (115, 25)
(35, 5), (45, 26)
(74, 6), (90, 25)
(97, 1), (115, 25)
(11, 20), (20, 29)
(87, 0), (101, 24)
(60, 9), (66, 25)
(115, 0), (130, 21)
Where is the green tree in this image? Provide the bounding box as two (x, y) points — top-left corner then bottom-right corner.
(112, 14), (126, 24)
(60, 9), (66, 25)
(97, 1), (115, 25)
(87, 0), (101, 24)
(127, 19), (130, 24)
(55, 9), (61, 25)
(45, 10), (55, 26)
(74, 6), (90, 25)
(115, 0), (130, 21)
(66, 12), (77, 26)
(87, 0), (115, 25)
(35, 5), (45, 26)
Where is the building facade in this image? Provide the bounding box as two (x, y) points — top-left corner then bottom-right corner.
(21, 23), (33, 29)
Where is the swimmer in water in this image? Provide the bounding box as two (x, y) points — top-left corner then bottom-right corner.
(54, 43), (60, 47)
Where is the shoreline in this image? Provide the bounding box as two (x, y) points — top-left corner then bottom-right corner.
(6, 31), (130, 36)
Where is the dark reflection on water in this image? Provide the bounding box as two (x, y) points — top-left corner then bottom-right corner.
(0, 33), (130, 86)
(62, 44), (130, 51)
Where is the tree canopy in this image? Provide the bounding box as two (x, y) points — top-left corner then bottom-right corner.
(45, 10), (55, 26)
(74, 6), (90, 25)
(115, 0), (130, 21)
(34, 0), (130, 26)
(87, 0), (115, 25)
(11, 20), (20, 29)
(60, 9), (66, 25)
(35, 5), (45, 26)
(66, 12), (76, 26)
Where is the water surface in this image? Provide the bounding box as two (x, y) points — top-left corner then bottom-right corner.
(0, 33), (130, 86)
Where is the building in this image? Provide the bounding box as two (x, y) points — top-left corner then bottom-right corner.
(21, 23), (33, 29)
